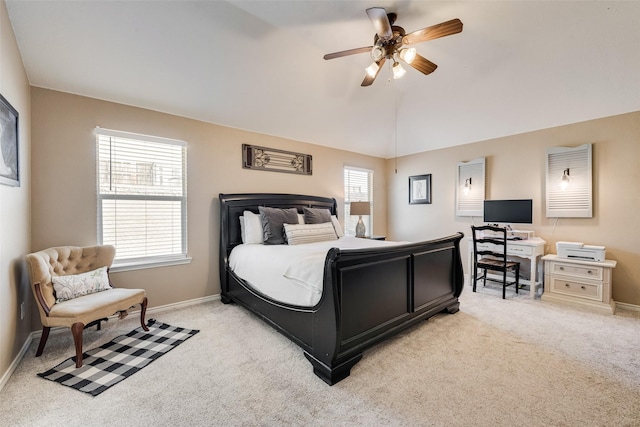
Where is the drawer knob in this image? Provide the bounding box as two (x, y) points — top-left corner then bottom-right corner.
(559, 266), (564, 270)
(581, 286), (586, 290)
(587, 270), (593, 274)
(565, 283), (570, 287)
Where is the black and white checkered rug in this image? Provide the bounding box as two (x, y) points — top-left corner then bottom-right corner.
(37, 319), (199, 396)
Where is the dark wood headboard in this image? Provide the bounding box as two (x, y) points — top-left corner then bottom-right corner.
(218, 193), (338, 259)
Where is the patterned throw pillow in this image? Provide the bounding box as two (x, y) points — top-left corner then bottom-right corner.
(52, 266), (111, 303)
(284, 223), (338, 245)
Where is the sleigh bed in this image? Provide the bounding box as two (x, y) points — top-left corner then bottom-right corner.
(219, 193), (464, 385)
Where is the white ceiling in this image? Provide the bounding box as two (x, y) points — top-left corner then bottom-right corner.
(6, 1), (640, 158)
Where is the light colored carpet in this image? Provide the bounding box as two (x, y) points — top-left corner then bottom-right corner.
(1, 284), (639, 426)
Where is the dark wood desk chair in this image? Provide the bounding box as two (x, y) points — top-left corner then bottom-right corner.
(471, 225), (520, 299)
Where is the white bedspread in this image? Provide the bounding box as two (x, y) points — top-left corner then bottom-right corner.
(228, 237), (407, 307)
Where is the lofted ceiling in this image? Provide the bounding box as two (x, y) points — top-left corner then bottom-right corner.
(6, 1), (640, 159)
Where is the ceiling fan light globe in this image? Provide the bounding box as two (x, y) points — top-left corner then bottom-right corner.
(399, 47), (416, 64)
(371, 45), (385, 61)
(392, 62), (406, 79)
(365, 62), (379, 78)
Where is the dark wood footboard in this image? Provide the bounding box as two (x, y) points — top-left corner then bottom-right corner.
(308, 234), (464, 384)
(219, 193), (464, 385)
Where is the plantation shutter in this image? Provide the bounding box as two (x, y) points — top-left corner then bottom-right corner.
(96, 127), (188, 267)
(344, 166), (373, 236)
(456, 157), (485, 217)
(546, 144), (592, 218)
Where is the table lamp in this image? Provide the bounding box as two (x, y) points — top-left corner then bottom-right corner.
(350, 201), (371, 238)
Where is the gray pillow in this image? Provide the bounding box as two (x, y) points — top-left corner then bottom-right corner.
(259, 206), (299, 244)
(303, 207), (332, 224)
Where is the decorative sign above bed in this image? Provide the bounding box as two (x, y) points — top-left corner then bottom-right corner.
(242, 144), (312, 175)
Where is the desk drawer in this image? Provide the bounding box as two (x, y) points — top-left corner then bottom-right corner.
(507, 245), (533, 257)
(477, 242), (533, 257)
(550, 277), (601, 300)
(551, 262), (603, 281)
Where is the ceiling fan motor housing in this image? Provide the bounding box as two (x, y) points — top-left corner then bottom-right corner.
(372, 26), (406, 61)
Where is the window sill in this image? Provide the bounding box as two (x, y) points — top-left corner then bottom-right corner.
(110, 256), (192, 273)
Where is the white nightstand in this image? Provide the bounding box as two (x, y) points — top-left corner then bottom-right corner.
(541, 254), (617, 314)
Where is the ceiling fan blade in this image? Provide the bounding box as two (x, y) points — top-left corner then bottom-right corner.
(403, 18), (463, 45)
(366, 7), (392, 41)
(407, 53), (438, 75)
(323, 46), (372, 60)
(361, 57), (386, 87)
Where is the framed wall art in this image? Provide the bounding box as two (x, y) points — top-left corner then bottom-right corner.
(0, 93), (19, 187)
(409, 174), (431, 204)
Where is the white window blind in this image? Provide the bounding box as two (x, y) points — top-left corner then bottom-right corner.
(344, 166), (373, 236)
(96, 128), (188, 267)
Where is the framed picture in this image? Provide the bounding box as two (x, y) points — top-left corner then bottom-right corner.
(0, 93), (19, 187)
(409, 174), (431, 204)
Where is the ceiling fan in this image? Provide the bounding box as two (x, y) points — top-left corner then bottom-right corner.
(323, 7), (463, 87)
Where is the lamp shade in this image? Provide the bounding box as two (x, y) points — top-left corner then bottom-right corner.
(350, 201), (371, 216)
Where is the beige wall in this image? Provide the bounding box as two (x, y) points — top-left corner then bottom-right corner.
(30, 87), (387, 314)
(0, 0), (31, 385)
(386, 111), (640, 306)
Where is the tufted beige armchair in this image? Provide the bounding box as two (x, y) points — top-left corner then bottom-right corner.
(26, 245), (148, 368)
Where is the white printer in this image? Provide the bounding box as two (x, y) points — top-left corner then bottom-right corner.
(556, 241), (606, 262)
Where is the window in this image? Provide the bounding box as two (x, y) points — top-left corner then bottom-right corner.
(95, 127), (189, 270)
(343, 166), (373, 236)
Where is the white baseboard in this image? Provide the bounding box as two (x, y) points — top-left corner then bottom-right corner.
(615, 301), (640, 312)
(146, 294), (220, 315)
(1, 294), (221, 393)
(0, 333), (33, 393)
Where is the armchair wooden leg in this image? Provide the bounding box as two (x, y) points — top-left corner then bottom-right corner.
(35, 326), (51, 357)
(140, 297), (149, 331)
(71, 322), (85, 368)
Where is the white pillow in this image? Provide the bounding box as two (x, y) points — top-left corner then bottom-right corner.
(52, 266), (111, 303)
(331, 215), (344, 238)
(239, 216), (246, 242)
(242, 210), (264, 244)
(284, 222), (338, 245)
(298, 213), (305, 224)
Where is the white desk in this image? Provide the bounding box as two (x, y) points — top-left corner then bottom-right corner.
(467, 237), (546, 299)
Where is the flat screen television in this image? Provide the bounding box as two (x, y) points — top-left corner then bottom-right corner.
(483, 199), (533, 224)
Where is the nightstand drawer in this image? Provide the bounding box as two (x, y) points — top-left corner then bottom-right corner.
(542, 255), (616, 314)
(551, 262), (603, 281)
(550, 277), (601, 300)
